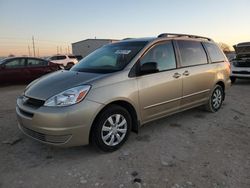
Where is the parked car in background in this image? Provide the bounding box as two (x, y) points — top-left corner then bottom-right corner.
(230, 42), (250, 83)
(0, 57), (59, 84)
(48, 55), (78, 70)
(16, 33), (231, 152)
(224, 51), (236, 61)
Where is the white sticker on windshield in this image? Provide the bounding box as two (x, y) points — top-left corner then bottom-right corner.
(115, 50), (131, 55)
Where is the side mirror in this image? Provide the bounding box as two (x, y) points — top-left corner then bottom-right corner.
(140, 62), (159, 75)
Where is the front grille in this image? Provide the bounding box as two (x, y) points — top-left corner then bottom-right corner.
(233, 61), (250, 67)
(232, 71), (250, 75)
(24, 97), (45, 108)
(20, 125), (71, 144)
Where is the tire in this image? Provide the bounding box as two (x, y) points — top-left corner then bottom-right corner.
(230, 76), (236, 84)
(91, 105), (132, 152)
(205, 85), (224, 112)
(65, 62), (74, 70)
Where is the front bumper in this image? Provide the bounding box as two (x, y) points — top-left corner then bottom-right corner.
(231, 66), (250, 78)
(16, 96), (104, 147)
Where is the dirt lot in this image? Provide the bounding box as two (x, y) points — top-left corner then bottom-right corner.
(0, 80), (250, 188)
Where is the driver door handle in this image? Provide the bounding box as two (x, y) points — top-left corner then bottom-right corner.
(173, 72), (181, 78)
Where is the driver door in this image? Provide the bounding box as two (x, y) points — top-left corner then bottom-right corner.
(137, 41), (183, 123)
(1, 58), (28, 83)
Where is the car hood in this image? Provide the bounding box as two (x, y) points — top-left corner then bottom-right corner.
(233, 43), (250, 56)
(24, 70), (108, 100)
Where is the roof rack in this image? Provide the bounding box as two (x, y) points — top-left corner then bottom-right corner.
(158, 33), (213, 41)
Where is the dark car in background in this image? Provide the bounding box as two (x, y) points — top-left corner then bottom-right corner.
(0, 57), (59, 84)
(230, 42), (250, 83)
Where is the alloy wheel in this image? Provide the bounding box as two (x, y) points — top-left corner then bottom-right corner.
(101, 114), (127, 146)
(212, 88), (222, 110)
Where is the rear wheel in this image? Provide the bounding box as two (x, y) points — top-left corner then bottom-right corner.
(91, 105), (131, 152)
(230, 76), (236, 84)
(205, 85), (224, 112)
(65, 62), (74, 70)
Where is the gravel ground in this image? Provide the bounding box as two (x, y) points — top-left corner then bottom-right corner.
(0, 80), (250, 188)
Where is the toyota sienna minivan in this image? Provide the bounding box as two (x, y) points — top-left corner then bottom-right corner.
(16, 33), (231, 151)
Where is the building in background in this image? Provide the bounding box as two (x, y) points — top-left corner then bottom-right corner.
(72, 39), (118, 58)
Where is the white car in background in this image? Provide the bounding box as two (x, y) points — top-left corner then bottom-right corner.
(230, 42), (250, 83)
(48, 55), (78, 70)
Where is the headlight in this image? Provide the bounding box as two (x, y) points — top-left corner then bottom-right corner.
(44, 85), (91, 107)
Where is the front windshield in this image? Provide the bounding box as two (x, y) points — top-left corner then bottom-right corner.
(71, 41), (148, 73)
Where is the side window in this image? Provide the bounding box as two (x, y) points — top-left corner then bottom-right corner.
(178, 41), (208, 67)
(68, 55), (76, 59)
(5, 58), (26, 68)
(203, 42), (226, 63)
(50, 56), (57, 60)
(140, 41), (176, 72)
(27, 59), (47, 67)
(57, 56), (66, 60)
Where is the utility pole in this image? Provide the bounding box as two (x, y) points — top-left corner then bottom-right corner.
(37, 48), (40, 57)
(57, 46), (59, 54)
(32, 36), (36, 57)
(60, 46), (62, 54)
(28, 45), (31, 56)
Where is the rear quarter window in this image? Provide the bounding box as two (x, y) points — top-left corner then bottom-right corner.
(203, 42), (226, 63)
(177, 40), (208, 67)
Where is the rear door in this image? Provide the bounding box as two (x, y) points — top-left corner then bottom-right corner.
(26, 58), (51, 81)
(137, 41), (182, 122)
(176, 40), (215, 109)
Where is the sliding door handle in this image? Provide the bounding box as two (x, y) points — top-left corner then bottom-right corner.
(183, 70), (190, 76)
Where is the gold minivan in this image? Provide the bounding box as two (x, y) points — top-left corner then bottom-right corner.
(16, 33), (231, 151)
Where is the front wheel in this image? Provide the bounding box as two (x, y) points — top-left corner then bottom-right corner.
(205, 85), (224, 112)
(91, 105), (131, 152)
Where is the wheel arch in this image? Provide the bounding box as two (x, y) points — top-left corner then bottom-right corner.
(89, 100), (140, 143)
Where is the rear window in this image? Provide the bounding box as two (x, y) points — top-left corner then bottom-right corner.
(177, 40), (208, 67)
(203, 42), (225, 63)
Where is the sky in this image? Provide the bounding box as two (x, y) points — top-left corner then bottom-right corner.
(0, 0), (250, 56)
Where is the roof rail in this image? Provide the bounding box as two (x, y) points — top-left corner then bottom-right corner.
(158, 33), (213, 41)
